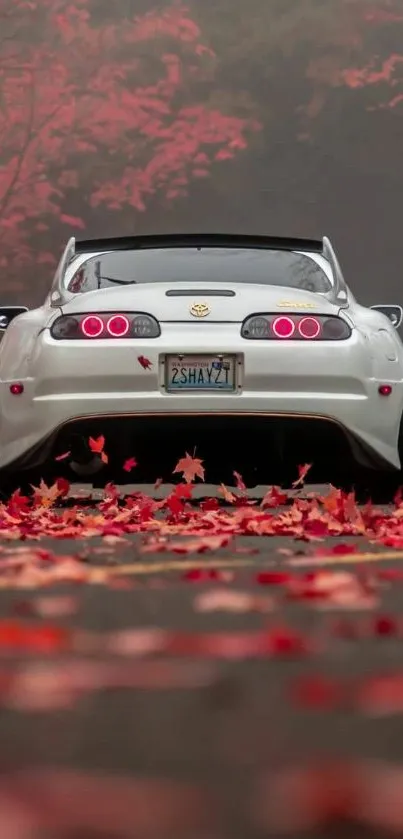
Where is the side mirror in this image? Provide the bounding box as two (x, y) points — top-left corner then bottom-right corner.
(0, 306), (28, 333)
(371, 304), (403, 329)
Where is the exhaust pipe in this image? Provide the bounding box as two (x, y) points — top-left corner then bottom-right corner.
(68, 435), (105, 477)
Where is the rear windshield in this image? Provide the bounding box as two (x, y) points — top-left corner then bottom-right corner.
(66, 247), (332, 294)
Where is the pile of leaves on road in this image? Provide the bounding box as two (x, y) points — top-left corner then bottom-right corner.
(0, 453), (402, 542)
(0, 452), (402, 552)
(0, 451), (401, 648)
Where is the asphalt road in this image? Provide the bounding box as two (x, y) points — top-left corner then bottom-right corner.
(0, 481), (403, 838)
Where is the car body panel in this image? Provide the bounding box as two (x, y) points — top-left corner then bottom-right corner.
(58, 281), (342, 322)
(0, 234), (402, 475)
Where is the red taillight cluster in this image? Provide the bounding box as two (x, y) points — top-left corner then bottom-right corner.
(271, 316), (322, 339)
(50, 313), (160, 340)
(81, 315), (130, 338)
(242, 314), (352, 341)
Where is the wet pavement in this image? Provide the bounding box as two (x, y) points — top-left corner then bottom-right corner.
(0, 482), (402, 837)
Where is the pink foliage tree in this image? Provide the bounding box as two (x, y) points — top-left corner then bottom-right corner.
(0, 0), (259, 289)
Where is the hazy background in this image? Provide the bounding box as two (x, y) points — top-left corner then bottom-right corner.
(1, 0), (403, 306)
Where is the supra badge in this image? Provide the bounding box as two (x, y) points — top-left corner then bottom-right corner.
(190, 302), (210, 318)
(277, 300), (316, 309)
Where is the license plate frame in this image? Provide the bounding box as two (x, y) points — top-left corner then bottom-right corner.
(164, 354), (237, 393)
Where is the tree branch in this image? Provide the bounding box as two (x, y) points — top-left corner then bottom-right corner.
(0, 72), (36, 221)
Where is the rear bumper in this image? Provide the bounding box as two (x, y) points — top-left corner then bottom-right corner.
(0, 324), (402, 471)
(0, 407), (399, 476)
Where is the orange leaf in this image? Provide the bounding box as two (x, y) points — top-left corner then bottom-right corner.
(218, 483), (237, 504)
(31, 479), (62, 508)
(172, 452), (205, 484)
(89, 435), (105, 454)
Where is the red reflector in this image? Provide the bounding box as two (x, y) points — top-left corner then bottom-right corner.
(9, 383), (24, 395)
(379, 384), (392, 396)
(81, 315), (104, 338)
(106, 314), (130, 337)
(272, 316), (295, 338)
(298, 316), (321, 339)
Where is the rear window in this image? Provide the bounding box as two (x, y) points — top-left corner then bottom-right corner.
(66, 247), (332, 294)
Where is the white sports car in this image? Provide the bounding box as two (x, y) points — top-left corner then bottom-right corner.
(0, 232), (402, 494)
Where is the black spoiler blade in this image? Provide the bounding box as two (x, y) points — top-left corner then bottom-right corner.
(74, 232), (324, 254)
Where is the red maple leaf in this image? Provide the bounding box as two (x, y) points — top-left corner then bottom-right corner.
(89, 435), (105, 454)
(171, 482), (194, 500)
(6, 488), (31, 515)
(292, 463), (312, 488)
(291, 675), (345, 709)
(261, 486), (288, 508)
(56, 477), (70, 498)
(88, 435), (108, 464)
(357, 672), (403, 715)
(172, 452), (205, 484)
(165, 494), (185, 517)
(123, 457), (137, 473)
(137, 356), (152, 370)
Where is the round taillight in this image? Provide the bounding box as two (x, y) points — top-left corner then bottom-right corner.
(272, 316), (295, 339)
(9, 383), (24, 395)
(106, 315), (130, 337)
(298, 316), (321, 339)
(379, 384), (392, 396)
(81, 315), (104, 338)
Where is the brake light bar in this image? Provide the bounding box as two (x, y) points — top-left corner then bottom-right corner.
(241, 314), (352, 341)
(50, 313), (160, 340)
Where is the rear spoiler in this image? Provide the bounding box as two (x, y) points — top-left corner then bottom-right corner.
(74, 232), (325, 254)
(49, 233), (348, 307)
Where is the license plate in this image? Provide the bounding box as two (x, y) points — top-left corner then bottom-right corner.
(165, 355), (236, 392)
